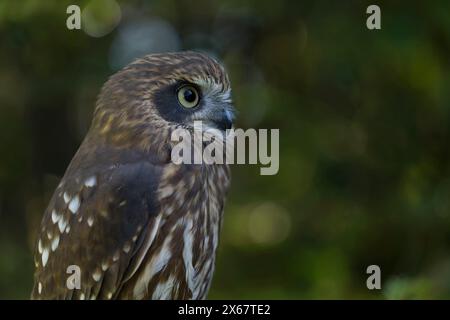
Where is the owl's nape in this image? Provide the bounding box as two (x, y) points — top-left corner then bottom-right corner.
(32, 51), (233, 300)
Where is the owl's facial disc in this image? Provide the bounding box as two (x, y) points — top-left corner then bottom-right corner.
(153, 79), (234, 131)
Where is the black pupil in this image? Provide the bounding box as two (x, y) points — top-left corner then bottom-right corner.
(183, 88), (196, 103)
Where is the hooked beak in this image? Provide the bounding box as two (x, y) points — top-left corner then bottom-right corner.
(198, 106), (234, 132)
(213, 109), (233, 131)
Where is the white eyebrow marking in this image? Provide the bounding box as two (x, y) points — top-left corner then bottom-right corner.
(87, 217), (94, 227)
(192, 76), (225, 93)
(68, 195), (80, 214)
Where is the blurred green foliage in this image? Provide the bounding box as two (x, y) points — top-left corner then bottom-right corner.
(0, 0), (449, 299)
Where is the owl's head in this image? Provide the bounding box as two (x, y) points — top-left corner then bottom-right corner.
(91, 51), (235, 152)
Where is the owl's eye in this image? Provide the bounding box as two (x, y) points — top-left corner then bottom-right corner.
(177, 85), (199, 109)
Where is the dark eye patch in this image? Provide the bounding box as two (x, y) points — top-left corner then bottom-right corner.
(152, 81), (202, 123)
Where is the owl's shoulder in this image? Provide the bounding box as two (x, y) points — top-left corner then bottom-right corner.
(32, 149), (166, 299)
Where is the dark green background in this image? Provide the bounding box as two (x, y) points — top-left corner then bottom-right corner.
(0, 0), (449, 299)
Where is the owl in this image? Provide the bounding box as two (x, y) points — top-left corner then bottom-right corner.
(31, 51), (234, 300)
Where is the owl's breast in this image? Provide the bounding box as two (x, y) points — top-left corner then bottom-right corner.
(120, 163), (230, 299)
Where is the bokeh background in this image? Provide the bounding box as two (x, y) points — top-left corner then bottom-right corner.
(1, 0), (449, 299)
